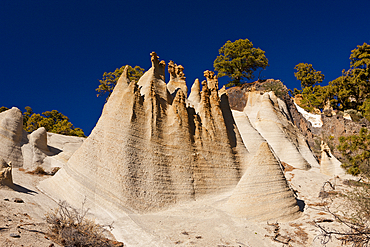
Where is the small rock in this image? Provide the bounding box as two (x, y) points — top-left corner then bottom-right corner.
(10, 233), (20, 238)
(4, 198), (9, 201)
(13, 198), (24, 203)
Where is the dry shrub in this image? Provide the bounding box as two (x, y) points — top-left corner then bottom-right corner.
(45, 201), (123, 247)
(27, 166), (48, 175)
(315, 180), (370, 246)
(26, 166), (61, 176)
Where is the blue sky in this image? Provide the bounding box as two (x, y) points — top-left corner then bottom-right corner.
(1, 0), (369, 135)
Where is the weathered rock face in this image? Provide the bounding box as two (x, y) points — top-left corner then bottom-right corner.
(226, 142), (301, 221)
(0, 158), (12, 187)
(241, 91), (319, 170)
(40, 52), (248, 213)
(0, 107), (24, 167)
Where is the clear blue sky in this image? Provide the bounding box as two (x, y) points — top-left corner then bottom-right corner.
(1, 0), (369, 135)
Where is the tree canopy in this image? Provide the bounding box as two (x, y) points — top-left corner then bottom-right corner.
(338, 127), (370, 176)
(213, 38), (269, 87)
(1, 106), (86, 137)
(294, 63), (325, 89)
(294, 42), (370, 121)
(0, 106), (9, 113)
(96, 65), (144, 100)
(23, 107), (85, 137)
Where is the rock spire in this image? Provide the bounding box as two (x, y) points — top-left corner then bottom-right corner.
(226, 142), (301, 221)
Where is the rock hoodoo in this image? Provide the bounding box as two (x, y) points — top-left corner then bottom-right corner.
(320, 141), (345, 177)
(167, 60), (187, 95)
(0, 107), (24, 167)
(39, 52), (248, 213)
(225, 142), (301, 221)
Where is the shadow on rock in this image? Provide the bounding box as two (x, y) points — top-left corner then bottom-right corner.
(7, 183), (38, 195)
(296, 198), (305, 212)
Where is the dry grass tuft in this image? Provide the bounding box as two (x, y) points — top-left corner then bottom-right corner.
(26, 166), (61, 176)
(45, 200), (124, 247)
(27, 166), (48, 176)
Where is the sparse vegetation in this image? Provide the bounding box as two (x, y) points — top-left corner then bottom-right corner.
(45, 200), (123, 247)
(23, 107), (86, 137)
(260, 80), (288, 100)
(96, 65), (144, 100)
(338, 127), (370, 176)
(1, 106), (86, 137)
(26, 166), (61, 176)
(315, 180), (370, 246)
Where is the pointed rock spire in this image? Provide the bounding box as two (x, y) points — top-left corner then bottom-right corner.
(320, 141), (345, 176)
(188, 79), (201, 109)
(244, 91), (315, 170)
(116, 65), (130, 88)
(137, 52), (169, 102)
(226, 142), (301, 221)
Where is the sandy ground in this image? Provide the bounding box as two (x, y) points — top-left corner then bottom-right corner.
(0, 169), (61, 247)
(1, 165), (356, 247)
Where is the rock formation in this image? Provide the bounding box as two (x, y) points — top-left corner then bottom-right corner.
(0, 107), (24, 167)
(167, 60), (187, 95)
(0, 158), (12, 187)
(39, 52), (248, 214)
(226, 142), (301, 221)
(21, 127), (85, 171)
(188, 79), (201, 109)
(320, 141), (345, 177)
(241, 91), (319, 169)
(22, 127), (50, 170)
(44, 132), (85, 167)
